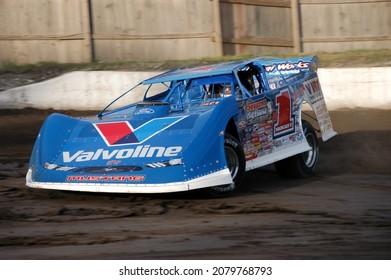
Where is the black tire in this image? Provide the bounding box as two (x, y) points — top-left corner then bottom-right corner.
(204, 134), (246, 197)
(274, 120), (319, 178)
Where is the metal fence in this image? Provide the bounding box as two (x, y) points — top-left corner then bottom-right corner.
(0, 0), (390, 64)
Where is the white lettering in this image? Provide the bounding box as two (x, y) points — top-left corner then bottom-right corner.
(63, 150), (83, 162)
(164, 146), (182, 157)
(116, 149), (134, 158)
(102, 149), (118, 160)
(132, 146), (143, 157)
(62, 145), (183, 163)
(76, 152), (94, 162)
(146, 147), (165, 157)
(275, 123), (293, 133)
(92, 149), (103, 160)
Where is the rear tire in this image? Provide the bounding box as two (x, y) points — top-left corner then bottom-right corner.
(274, 120), (319, 178)
(204, 134), (245, 197)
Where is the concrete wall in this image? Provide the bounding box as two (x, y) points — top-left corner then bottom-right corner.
(0, 68), (390, 110)
(318, 67), (391, 110)
(0, 71), (160, 111)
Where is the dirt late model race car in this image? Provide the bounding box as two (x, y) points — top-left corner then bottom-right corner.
(26, 56), (336, 196)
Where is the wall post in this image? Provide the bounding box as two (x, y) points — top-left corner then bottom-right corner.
(81, 0), (94, 62)
(212, 0), (224, 56)
(291, 0), (302, 53)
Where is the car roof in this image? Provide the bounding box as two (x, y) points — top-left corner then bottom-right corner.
(142, 56), (317, 84)
(142, 60), (246, 84)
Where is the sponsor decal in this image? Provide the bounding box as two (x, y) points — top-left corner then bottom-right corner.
(246, 99), (267, 111)
(238, 120), (246, 129)
(63, 146), (183, 163)
(245, 99), (271, 124)
(135, 108), (154, 115)
(94, 116), (186, 146)
(145, 158), (182, 168)
(66, 175), (145, 182)
(304, 78), (321, 95)
(107, 160), (121, 165)
(265, 61), (310, 73)
(303, 77), (324, 103)
(45, 163), (76, 171)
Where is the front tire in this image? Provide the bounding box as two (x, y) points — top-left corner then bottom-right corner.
(205, 134), (245, 196)
(274, 120), (319, 178)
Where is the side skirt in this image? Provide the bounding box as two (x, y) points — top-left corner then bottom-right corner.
(245, 141), (311, 171)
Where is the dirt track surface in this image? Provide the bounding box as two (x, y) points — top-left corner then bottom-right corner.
(0, 109), (390, 260)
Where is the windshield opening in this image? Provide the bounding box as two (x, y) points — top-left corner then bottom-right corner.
(98, 82), (171, 117)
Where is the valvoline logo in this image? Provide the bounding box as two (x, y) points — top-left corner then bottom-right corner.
(94, 116), (186, 146)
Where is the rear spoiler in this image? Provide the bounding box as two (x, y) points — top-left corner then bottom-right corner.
(261, 56), (319, 76)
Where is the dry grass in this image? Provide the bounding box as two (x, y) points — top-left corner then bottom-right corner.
(1, 49), (390, 75)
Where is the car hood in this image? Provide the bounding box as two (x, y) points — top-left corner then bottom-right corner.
(38, 113), (197, 167)
(35, 97), (237, 170)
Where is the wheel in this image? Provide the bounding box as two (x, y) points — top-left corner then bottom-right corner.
(274, 120), (319, 178)
(205, 134), (246, 197)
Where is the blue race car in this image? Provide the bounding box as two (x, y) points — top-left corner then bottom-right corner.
(26, 56), (336, 196)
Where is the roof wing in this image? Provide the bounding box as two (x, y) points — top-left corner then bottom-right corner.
(260, 55), (319, 75)
(142, 56), (319, 85)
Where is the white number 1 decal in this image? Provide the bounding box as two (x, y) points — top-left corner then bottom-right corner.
(274, 89), (295, 138)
